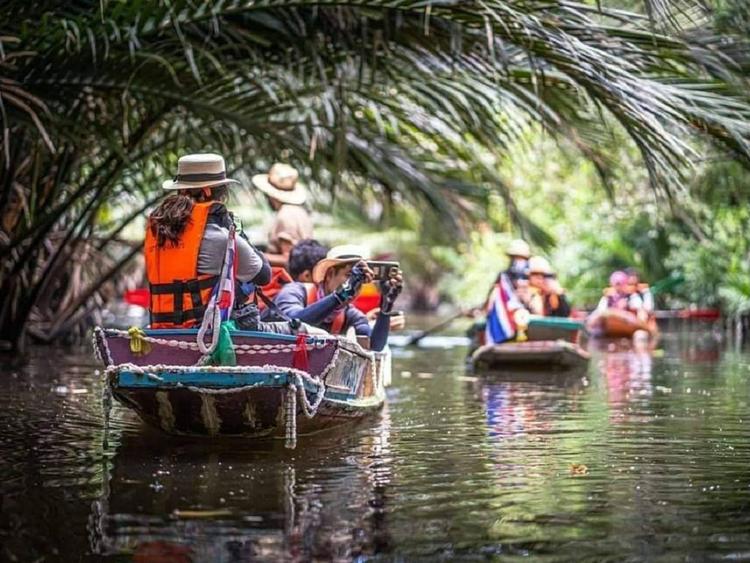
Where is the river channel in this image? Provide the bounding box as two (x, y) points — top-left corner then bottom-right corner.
(1, 323), (749, 561)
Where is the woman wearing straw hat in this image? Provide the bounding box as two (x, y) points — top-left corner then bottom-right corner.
(145, 153), (271, 328)
(527, 256), (571, 317)
(270, 245), (403, 351)
(252, 163), (313, 267)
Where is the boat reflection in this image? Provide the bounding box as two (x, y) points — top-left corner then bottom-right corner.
(599, 334), (654, 412)
(473, 365), (588, 385)
(89, 409), (393, 560)
(477, 376), (587, 442)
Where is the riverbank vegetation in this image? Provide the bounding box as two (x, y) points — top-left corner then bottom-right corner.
(1, 1), (749, 350)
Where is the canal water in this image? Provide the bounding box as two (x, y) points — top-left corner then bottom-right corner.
(1, 325), (749, 561)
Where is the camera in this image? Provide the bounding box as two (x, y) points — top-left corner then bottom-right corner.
(367, 261), (400, 281)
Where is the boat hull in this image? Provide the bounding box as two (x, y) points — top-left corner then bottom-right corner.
(94, 328), (388, 441)
(586, 309), (657, 339)
(471, 340), (590, 373)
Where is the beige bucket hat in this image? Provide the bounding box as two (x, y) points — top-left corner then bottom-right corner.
(252, 163), (307, 205)
(506, 238), (531, 259)
(162, 153), (240, 191)
(528, 256), (553, 275)
(312, 245), (369, 284)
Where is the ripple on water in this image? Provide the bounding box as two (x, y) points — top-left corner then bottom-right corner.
(2, 335), (750, 561)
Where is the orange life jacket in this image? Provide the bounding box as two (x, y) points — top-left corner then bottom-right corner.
(144, 201), (219, 328)
(545, 292), (560, 316)
(304, 283), (346, 335)
(254, 267), (293, 311)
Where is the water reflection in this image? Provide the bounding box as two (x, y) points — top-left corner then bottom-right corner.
(90, 410), (393, 561)
(601, 349), (653, 409)
(3, 331), (750, 561)
(481, 380), (585, 441)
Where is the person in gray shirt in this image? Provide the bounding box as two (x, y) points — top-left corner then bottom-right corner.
(197, 202), (271, 288)
(146, 152), (271, 327)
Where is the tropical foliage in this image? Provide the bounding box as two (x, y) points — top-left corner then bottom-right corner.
(1, 0), (750, 349)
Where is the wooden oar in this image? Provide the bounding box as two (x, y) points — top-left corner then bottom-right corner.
(404, 309), (471, 347)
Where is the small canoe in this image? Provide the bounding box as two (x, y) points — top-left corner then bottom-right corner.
(470, 340), (590, 372)
(526, 316), (584, 343)
(586, 309), (657, 339)
(93, 327), (390, 448)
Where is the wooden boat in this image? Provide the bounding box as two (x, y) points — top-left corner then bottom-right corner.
(469, 315), (589, 375)
(586, 308), (658, 339)
(471, 340), (590, 372)
(93, 327), (390, 448)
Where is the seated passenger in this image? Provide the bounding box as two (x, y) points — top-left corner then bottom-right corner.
(497, 239), (531, 290)
(270, 245), (403, 351)
(252, 163), (313, 268)
(596, 270), (643, 314)
(524, 256), (548, 315)
(529, 257), (572, 317)
(625, 267), (654, 317)
(287, 239), (329, 283)
(145, 153), (270, 328)
(256, 238), (328, 323)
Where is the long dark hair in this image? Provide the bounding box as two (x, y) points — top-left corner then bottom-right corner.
(148, 185), (229, 248)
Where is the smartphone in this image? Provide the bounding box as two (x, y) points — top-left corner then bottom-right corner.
(367, 261), (400, 281)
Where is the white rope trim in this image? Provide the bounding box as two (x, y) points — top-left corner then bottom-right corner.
(103, 328), (330, 354)
(285, 385), (297, 449)
(106, 362), (320, 378)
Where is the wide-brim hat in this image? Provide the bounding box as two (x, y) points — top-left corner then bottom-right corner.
(506, 238), (531, 259)
(162, 153), (240, 191)
(312, 244), (369, 284)
(252, 162), (307, 205)
(528, 256), (552, 275)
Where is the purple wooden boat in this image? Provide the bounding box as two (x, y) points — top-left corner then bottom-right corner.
(93, 327), (390, 448)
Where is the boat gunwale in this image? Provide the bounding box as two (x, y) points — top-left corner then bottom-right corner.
(98, 327), (376, 363)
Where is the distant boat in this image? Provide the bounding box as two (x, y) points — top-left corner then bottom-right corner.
(586, 309), (658, 339)
(470, 316), (590, 374)
(93, 328), (390, 448)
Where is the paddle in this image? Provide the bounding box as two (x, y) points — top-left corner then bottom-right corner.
(404, 309), (471, 347)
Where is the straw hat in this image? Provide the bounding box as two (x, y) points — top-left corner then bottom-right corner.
(252, 163), (307, 205)
(162, 153), (240, 191)
(528, 256), (552, 275)
(312, 245), (369, 284)
(506, 239), (531, 259)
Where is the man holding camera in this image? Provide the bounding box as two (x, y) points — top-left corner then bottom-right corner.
(269, 245), (403, 351)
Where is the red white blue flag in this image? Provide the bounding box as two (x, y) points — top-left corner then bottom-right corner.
(485, 274), (521, 345)
(216, 228), (237, 321)
(197, 226), (238, 355)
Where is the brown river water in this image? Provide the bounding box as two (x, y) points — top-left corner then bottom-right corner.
(1, 324), (749, 561)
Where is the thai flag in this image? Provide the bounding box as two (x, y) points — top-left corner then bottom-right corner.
(485, 274), (520, 345)
(216, 228), (237, 321)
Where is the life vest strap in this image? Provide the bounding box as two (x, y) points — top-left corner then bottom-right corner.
(149, 275), (219, 326)
(151, 307), (206, 325)
(149, 275), (219, 295)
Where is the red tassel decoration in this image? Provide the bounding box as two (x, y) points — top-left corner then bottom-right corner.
(292, 333), (309, 372)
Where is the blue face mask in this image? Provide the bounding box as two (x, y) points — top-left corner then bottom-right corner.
(509, 259), (528, 278)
